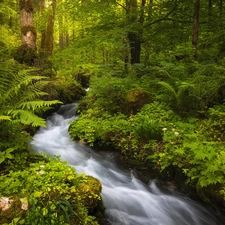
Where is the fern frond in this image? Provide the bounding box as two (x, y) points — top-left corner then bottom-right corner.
(1, 67), (47, 101)
(0, 115), (11, 121)
(18, 100), (61, 111)
(0, 60), (61, 127)
(179, 82), (196, 89)
(177, 81), (196, 99)
(158, 81), (178, 102)
(158, 69), (178, 81)
(17, 92), (48, 104)
(9, 110), (46, 127)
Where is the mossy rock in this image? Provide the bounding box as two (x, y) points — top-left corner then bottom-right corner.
(126, 88), (150, 114)
(78, 176), (103, 212)
(42, 79), (86, 103)
(0, 198), (25, 224)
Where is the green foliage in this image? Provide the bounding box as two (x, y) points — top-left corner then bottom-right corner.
(25, 197), (74, 225)
(155, 63), (225, 114)
(149, 117), (225, 189)
(205, 104), (225, 141)
(131, 102), (176, 141)
(0, 60), (61, 171)
(0, 158), (100, 225)
(0, 60), (61, 127)
(86, 75), (131, 114)
(69, 108), (130, 146)
(0, 121), (31, 170)
(69, 102), (176, 162)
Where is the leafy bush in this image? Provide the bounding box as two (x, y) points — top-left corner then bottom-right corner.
(0, 157), (101, 225)
(147, 62), (225, 114)
(149, 118), (225, 191)
(131, 102), (177, 141)
(0, 122), (31, 170)
(82, 74), (144, 114)
(205, 104), (225, 141)
(69, 109), (130, 146)
(69, 102), (177, 162)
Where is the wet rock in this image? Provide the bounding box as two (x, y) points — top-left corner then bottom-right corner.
(78, 176), (103, 214)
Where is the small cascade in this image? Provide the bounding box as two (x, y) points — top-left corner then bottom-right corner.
(31, 104), (224, 225)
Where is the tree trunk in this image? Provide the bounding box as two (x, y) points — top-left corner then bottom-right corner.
(208, 0), (212, 29)
(58, 0), (65, 50)
(66, 31), (69, 47)
(39, 0), (46, 56)
(144, 0), (153, 61)
(126, 0), (145, 65)
(128, 32), (141, 64)
(14, 0), (37, 65)
(19, 0), (36, 49)
(59, 33), (64, 49)
(219, 0), (223, 20)
(44, 0), (56, 57)
(103, 48), (107, 65)
(192, 0), (200, 59)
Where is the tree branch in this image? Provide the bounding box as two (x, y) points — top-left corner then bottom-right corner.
(144, 3), (179, 28)
(114, 1), (127, 11)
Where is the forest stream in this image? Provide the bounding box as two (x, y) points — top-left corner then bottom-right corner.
(31, 104), (224, 225)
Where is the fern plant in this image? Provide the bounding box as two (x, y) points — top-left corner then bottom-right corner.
(157, 63), (225, 114)
(0, 60), (61, 167)
(0, 60), (61, 127)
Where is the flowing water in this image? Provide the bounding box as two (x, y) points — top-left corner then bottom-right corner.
(31, 104), (224, 225)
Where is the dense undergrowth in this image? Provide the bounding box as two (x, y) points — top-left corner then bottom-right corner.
(0, 157), (102, 225)
(69, 61), (225, 208)
(1, 55), (225, 224)
(2, 0), (225, 223)
(0, 60), (102, 225)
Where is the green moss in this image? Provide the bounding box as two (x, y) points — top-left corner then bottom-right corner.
(126, 88), (150, 114)
(14, 44), (37, 65)
(78, 176), (102, 210)
(19, 0), (33, 12)
(53, 79), (86, 104)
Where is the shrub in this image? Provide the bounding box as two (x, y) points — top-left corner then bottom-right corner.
(0, 157), (101, 225)
(149, 118), (225, 195)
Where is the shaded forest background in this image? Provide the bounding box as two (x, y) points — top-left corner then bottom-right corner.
(1, 0), (225, 224)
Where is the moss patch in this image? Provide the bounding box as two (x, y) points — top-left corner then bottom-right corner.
(78, 176), (103, 212)
(126, 88), (150, 114)
(52, 79), (86, 104)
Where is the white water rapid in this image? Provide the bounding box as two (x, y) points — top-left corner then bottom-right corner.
(31, 104), (224, 225)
